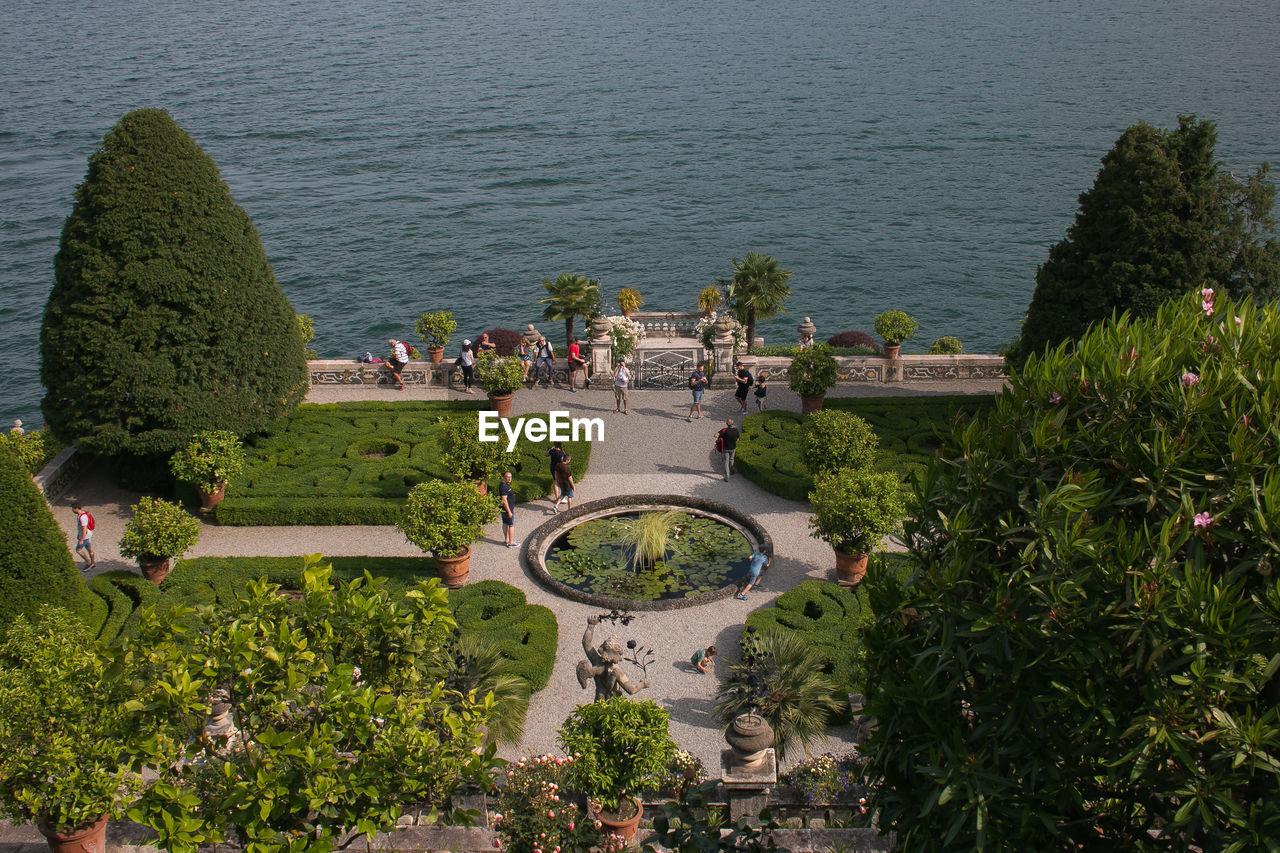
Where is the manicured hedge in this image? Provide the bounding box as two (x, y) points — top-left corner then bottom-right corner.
(90, 557), (559, 696)
(216, 401), (591, 525)
(735, 396), (996, 500)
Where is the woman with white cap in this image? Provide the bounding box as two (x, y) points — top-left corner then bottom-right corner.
(458, 339), (475, 393)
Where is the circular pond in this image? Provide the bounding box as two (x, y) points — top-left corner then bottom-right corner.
(526, 495), (773, 611)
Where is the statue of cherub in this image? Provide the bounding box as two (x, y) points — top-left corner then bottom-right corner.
(576, 615), (650, 701)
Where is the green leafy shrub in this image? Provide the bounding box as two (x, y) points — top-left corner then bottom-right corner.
(0, 447), (93, 635)
(788, 343), (840, 397)
(864, 291), (1280, 850)
(616, 286), (644, 313)
(474, 350), (527, 396)
(0, 429), (63, 474)
(169, 429), (246, 495)
(803, 410), (878, 475)
(873, 310), (919, 346)
(399, 480), (498, 558)
(809, 468), (906, 556)
(558, 697), (677, 813)
(297, 313), (318, 359)
(118, 496), (200, 561)
(40, 108), (306, 459)
(415, 310), (457, 352)
(449, 580), (558, 692)
(927, 335), (963, 354)
(494, 754), (605, 853)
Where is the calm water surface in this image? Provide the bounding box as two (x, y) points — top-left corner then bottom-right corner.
(2, 0), (1278, 424)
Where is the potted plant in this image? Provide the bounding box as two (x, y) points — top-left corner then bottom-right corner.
(787, 343), (841, 413)
(0, 606), (147, 853)
(557, 697), (677, 843)
(616, 286), (644, 317)
(474, 350), (526, 419)
(439, 414), (505, 494)
(697, 285), (722, 315)
(118, 496), (201, 585)
(169, 429), (246, 510)
(808, 468), (906, 585)
(416, 310), (457, 363)
(873, 310), (919, 358)
(493, 754), (605, 853)
(398, 480), (498, 586)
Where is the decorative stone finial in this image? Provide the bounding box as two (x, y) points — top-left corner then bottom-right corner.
(798, 316), (817, 342)
(725, 712), (775, 769)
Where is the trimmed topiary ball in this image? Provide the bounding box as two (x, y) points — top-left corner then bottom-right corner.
(928, 335), (963, 354)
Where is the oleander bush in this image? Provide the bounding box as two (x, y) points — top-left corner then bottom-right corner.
(216, 401), (590, 525)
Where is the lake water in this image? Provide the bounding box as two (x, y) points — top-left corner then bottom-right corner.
(2, 0), (1278, 426)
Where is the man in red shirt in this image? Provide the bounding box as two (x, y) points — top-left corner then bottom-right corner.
(567, 337), (588, 391)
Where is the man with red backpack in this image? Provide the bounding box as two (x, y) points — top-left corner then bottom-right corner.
(72, 501), (95, 570)
(715, 418), (740, 482)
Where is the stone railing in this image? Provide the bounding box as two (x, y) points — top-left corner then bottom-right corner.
(745, 353), (1007, 386)
(34, 443), (87, 500)
(626, 310), (702, 340)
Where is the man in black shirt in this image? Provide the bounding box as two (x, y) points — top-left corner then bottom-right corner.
(717, 418), (740, 481)
(547, 441), (568, 503)
(734, 361), (752, 412)
(499, 470), (518, 547)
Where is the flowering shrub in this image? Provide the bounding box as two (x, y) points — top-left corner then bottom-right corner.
(606, 316), (645, 361)
(781, 752), (866, 805)
(659, 750), (707, 798)
(494, 754), (624, 853)
(695, 311), (746, 354)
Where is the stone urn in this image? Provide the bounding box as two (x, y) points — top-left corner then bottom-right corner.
(725, 712), (775, 769)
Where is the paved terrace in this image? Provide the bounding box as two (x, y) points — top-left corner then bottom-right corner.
(52, 376), (1007, 776)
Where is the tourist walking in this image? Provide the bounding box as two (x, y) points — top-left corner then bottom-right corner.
(553, 454), (576, 512)
(733, 361), (752, 412)
(547, 441), (567, 504)
(754, 371), (768, 410)
(568, 336), (589, 391)
(387, 338), (409, 390)
(499, 471), (518, 548)
(612, 359), (631, 414)
(716, 418), (740, 481)
(457, 339), (475, 393)
(72, 501), (95, 570)
(534, 336), (555, 386)
(736, 546), (771, 600)
(687, 362), (708, 421)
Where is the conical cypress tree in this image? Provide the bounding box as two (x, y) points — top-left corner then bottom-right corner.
(0, 449), (94, 638)
(41, 108), (307, 458)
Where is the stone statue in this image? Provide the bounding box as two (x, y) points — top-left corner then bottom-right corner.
(576, 615), (650, 701)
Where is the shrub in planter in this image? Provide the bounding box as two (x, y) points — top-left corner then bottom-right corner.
(697, 285), (722, 314)
(826, 330), (882, 354)
(928, 335), (963, 354)
(803, 410), (878, 476)
(398, 480), (498, 559)
(474, 350), (527, 397)
(873, 310), (919, 347)
(118, 496), (201, 564)
(0, 606), (147, 842)
(557, 697), (677, 814)
(788, 343), (840, 399)
(169, 429), (246, 499)
(415, 310), (457, 355)
(438, 414), (506, 487)
(781, 751), (868, 807)
(494, 754), (610, 853)
(809, 468), (906, 557)
(616, 286), (644, 314)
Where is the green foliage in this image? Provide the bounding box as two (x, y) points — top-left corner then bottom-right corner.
(809, 468), (906, 555)
(644, 783), (779, 853)
(296, 314), (317, 359)
(90, 570), (161, 643)
(0, 428), (63, 474)
(539, 273), (601, 345)
(495, 754), (605, 853)
(781, 752), (867, 805)
(0, 447), (94, 634)
(474, 350), (527, 396)
(863, 291), (1280, 850)
(1016, 115), (1280, 364)
(169, 429), (246, 494)
(0, 606), (145, 832)
(723, 252), (793, 349)
(452, 634), (531, 745)
(927, 335), (963, 355)
(124, 558), (496, 853)
(803, 410), (878, 475)
(449, 580), (558, 693)
(216, 402), (590, 524)
(118, 496), (200, 561)
(558, 697), (678, 813)
(415, 310), (457, 352)
(41, 108), (306, 458)
(873, 310), (919, 345)
(398, 480), (499, 557)
(697, 285), (722, 313)
(787, 343), (840, 397)
(715, 628), (842, 759)
(438, 413), (505, 484)
(616, 286), (645, 313)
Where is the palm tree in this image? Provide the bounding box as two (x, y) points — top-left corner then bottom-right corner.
(451, 634), (531, 745)
(723, 253), (793, 349)
(539, 273), (601, 346)
(714, 627), (840, 758)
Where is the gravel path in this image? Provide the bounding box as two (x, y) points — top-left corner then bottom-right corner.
(56, 376), (1005, 774)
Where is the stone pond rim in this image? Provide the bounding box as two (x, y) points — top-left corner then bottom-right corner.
(523, 494), (774, 611)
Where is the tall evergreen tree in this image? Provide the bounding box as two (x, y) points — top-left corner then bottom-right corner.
(41, 108), (307, 459)
(0, 448), (94, 638)
(1015, 115), (1280, 363)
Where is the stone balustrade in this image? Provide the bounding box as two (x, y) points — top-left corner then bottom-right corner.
(742, 353), (1007, 385)
(625, 310), (703, 339)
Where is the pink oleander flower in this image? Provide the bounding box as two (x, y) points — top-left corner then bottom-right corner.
(1049, 392), (1062, 404)
(1193, 512), (1214, 530)
(566, 822), (574, 831)
(1236, 316), (1243, 325)
(1181, 372), (1200, 388)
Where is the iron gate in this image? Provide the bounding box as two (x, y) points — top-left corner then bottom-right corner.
(634, 348), (699, 389)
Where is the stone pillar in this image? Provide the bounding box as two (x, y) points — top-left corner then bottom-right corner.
(798, 316), (817, 348)
(712, 315), (740, 387)
(589, 316), (613, 382)
(521, 323), (541, 350)
(721, 748), (777, 823)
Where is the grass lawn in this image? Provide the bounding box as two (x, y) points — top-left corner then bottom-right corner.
(736, 394), (996, 500)
(216, 401), (592, 525)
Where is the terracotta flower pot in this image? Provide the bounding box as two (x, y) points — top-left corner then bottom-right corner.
(199, 481), (227, 511)
(488, 392), (514, 419)
(800, 393), (826, 414)
(592, 797), (643, 844)
(434, 545), (471, 587)
(882, 343), (901, 359)
(39, 814), (107, 853)
(835, 549), (869, 586)
(427, 346), (445, 364)
(139, 555), (173, 585)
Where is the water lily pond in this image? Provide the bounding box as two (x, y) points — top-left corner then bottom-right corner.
(544, 510), (755, 601)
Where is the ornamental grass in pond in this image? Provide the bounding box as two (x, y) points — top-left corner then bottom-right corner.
(545, 511), (753, 601)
